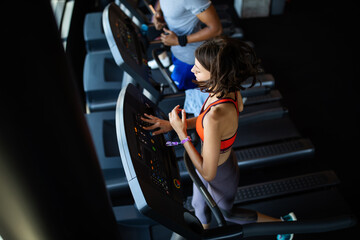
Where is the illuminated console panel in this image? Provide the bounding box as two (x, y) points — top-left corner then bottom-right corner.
(103, 2), (160, 101)
(115, 84), (202, 239)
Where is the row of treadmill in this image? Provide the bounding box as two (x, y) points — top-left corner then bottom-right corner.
(82, 1), (356, 239)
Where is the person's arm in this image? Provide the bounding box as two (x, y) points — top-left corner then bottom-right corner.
(169, 106), (220, 181)
(152, 1), (166, 30)
(161, 4), (222, 46)
(186, 4), (223, 44)
(141, 107), (197, 135)
(186, 116), (197, 129)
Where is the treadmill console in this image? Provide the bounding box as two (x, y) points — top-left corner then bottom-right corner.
(116, 83), (182, 202)
(115, 84), (202, 239)
(103, 3), (146, 67)
(102, 2), (161, 102)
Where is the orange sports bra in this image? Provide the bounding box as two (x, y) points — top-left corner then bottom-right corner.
(196, 93), (239, 153)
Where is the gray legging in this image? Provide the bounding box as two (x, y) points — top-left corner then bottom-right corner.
(191, 150), (257, 225)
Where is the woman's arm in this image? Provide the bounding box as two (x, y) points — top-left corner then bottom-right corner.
(169, 105), (220, 182)
(141, 106), (197, 135)
(186, 116), (197, 129)
(141, 113), (172, 135)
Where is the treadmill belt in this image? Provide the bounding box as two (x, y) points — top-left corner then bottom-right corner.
(177, 138), (314, 177)
(244, 89), (282, 105)
(183, 170), (339, 210)
(235, 138), (314, 168)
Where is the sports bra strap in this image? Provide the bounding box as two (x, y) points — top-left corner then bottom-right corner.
(200, 93), (239, 116)
(196, 92), (240, 153)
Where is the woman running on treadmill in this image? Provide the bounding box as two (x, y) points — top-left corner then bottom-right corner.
(141, 36), (296, 240)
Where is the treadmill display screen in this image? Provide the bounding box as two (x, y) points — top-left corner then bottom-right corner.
(132, 112), (173, 196)
(111, 16), (142, 65)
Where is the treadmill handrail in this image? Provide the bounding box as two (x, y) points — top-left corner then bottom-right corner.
(183, 152), (227, 227)
(152, 47), (179, 93)
(241, 215), (358, 238)
(201, 214), (357, 239)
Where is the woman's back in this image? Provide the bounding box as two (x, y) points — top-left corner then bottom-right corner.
(198, 91), (241, 165)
